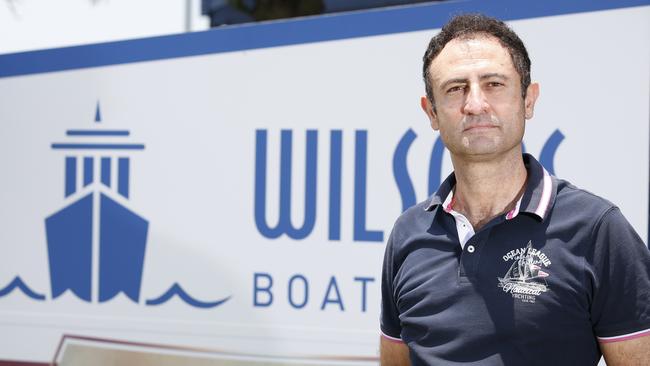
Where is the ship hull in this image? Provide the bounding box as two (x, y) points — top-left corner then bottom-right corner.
(45, 191), (148, 302)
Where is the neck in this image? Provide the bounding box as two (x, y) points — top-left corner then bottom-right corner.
(450, 150), (527, 230)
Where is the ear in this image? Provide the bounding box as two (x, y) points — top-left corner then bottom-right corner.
(421, 96), (439, 130)
(524, 82), (540, 120)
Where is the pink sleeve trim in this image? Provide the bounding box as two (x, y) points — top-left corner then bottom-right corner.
(380, 330), (403, 343)
(597, 328), (650, 343)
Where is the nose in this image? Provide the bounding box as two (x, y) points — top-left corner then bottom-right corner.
(462, 84), (489, 115)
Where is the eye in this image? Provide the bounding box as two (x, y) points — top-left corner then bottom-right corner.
(446, 85), (465, 94)
(486, 81), (504, 88)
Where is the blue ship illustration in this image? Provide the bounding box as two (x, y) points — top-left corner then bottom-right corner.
(0, 103), (231, 308)
(45, 104), (148, 303)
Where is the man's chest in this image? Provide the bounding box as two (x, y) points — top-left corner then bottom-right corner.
(393, 221), (594, 348)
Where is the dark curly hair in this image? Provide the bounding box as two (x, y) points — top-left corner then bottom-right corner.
(423, 14), (531, 108)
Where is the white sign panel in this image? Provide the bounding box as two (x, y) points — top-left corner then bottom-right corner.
(0, 1), (648, 364)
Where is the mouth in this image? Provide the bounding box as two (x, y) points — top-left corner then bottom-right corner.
(463, 124), (498, 132)
(461, 114), (501, 132)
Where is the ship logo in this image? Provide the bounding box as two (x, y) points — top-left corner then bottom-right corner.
(498, 241), (551, 303)
(45, 104), (148, 303)
(0, 102), (231, 308)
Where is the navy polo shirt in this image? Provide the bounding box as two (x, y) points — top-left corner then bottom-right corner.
(381, 154), (650, 365)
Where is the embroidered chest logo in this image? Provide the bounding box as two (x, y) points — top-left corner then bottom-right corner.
(498, 241), (551, 303)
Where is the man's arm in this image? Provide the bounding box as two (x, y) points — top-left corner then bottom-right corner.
(600, 335), (650, 365)
(380, 336), (410, 366)
(587, 207), (650, 365)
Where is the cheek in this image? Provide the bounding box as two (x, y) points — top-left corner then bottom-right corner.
(506, 116), (526, 143)
(436, 125), (458, 147)
(495, 104), (526, 131)
(436, 110), (464, 130)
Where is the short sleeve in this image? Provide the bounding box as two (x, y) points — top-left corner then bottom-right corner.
(588, 207), (650, 341)
(380, 230), (403, 341)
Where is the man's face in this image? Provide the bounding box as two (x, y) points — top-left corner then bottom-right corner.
(421, 35), (539, 161)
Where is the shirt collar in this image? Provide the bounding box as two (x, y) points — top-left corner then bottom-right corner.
(425, 153), (557, 221)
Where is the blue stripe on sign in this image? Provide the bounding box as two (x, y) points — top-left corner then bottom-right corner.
(101, 157), (111, 187)
(118, 158), (129, 198)
(65, 157), (76, 197)
(83, 157), (93, 186)
(0, 0), (647, 78)
(51, 143), (145, 150)
(67, 130), (130, 136)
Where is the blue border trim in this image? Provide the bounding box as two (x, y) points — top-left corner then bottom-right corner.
(0, 0), (648, 78)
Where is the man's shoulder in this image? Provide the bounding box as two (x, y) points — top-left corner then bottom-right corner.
(391, 198), (437, 238)
(553, 177), (618, 220)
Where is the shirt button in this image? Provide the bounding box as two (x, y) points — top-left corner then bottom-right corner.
(467, 245), (475, 253)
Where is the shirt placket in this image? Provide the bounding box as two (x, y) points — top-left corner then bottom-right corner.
(457, 217), (505, 282)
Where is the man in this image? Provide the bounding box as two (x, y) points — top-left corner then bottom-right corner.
(380, 14), (650, 365)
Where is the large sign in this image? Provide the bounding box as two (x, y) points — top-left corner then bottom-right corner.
(0, 1), (648, 364)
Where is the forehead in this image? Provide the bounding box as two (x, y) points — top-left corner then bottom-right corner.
(428, 35), (517, 84)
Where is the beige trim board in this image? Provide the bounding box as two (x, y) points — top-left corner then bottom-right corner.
(54, 335), (379, 366)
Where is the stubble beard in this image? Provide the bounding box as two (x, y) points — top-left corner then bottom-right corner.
(459, 114), (502, 152)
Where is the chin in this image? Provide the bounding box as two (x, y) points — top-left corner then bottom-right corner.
(458, 143), (522, 161)
(460, 142), (501, 155)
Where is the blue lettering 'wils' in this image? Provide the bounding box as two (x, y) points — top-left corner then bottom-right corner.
(254, 128), (564, 242)
(254, 129), (383, 242)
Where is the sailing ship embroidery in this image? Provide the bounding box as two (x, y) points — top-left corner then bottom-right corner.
(498, 241), (550, 303)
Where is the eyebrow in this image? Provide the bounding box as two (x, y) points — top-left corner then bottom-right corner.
(439, 73), (510, 90)
(480, 73), (509, 81)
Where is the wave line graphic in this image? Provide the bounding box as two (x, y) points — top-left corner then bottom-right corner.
(145, 283), (231, 308)
(0, 276), (46, 301)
